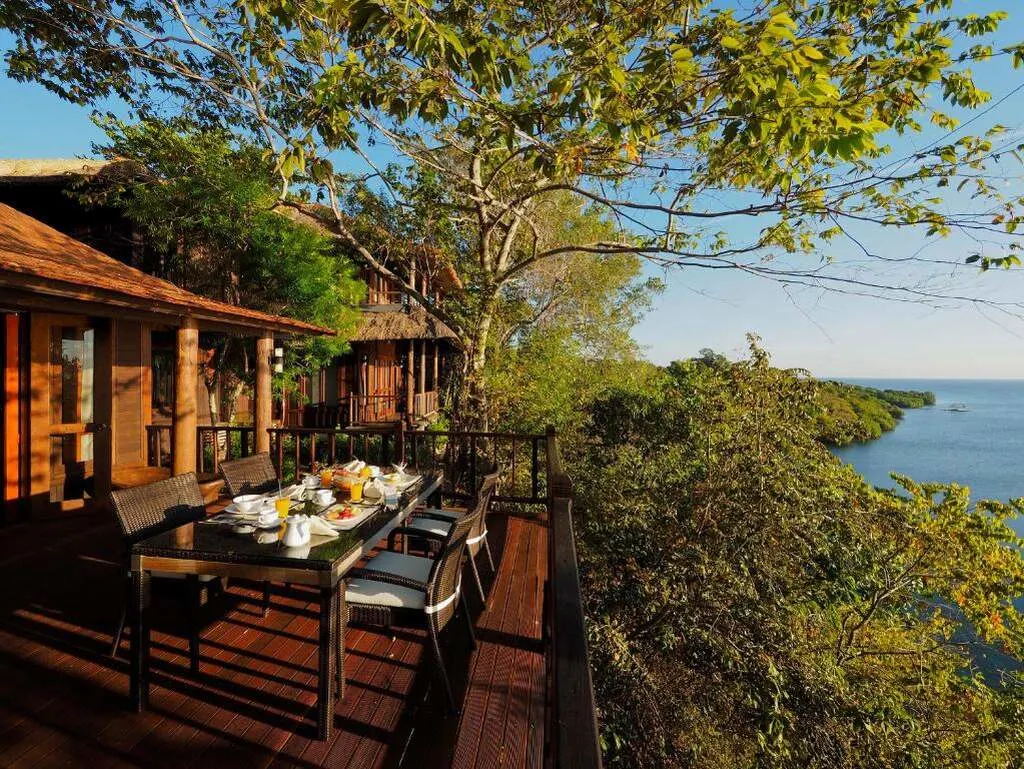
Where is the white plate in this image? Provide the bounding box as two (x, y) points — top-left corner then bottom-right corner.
(320, 504), (378, 531)
(223, 502), (271, 518)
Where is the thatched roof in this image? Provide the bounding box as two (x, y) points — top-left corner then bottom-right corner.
(0, 158), (116, 181)
(353, 306), (458, 342)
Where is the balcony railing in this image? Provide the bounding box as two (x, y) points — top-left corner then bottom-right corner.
(412, 390), (439, 418)
(267, 425), (403, 479)
(146, 424), (256, 476)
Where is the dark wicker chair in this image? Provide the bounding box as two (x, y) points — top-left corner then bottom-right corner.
(219, 452), (280, 496)
(109, 472), (220, 668)
(219, 452), (280, 616)
(344, 510), (481, 714)
(403, 468), (500, 605)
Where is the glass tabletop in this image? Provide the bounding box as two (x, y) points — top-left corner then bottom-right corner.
(132, 473), (441, 573)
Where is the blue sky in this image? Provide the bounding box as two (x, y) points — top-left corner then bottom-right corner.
(3, 10), (1024, 379)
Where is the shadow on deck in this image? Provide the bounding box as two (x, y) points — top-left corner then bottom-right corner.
(0, 511), (548, 769)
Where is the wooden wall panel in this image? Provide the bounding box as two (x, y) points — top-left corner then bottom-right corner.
(28, 313), (52, 514)
(113, 319), (144, 466)
(2, 314), (22, 516)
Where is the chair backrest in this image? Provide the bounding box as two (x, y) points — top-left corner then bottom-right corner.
(425, 510), (480, 631)
(467, 467), (500, 556)
(220, 452), (279, 496)
(110, 472), (206, 545)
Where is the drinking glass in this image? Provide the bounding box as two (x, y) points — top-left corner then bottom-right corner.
(320, 468), (333, 487)
(349, 481), (364, 502)
(275, 497), (291, 519)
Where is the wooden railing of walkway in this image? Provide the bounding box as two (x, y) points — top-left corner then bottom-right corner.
(545, 426), (603, 769)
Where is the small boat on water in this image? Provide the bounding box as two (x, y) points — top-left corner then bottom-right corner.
(945, 403), (969, 412)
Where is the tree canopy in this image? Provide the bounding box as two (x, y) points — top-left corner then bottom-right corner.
(4, 0), (1024, 421)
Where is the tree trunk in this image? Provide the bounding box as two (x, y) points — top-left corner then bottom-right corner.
(450, 291), (497, 432)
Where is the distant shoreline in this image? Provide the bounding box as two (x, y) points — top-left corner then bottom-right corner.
(816, 381), (935, 447)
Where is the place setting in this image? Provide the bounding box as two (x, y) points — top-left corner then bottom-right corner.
(202, 459), (422, 541)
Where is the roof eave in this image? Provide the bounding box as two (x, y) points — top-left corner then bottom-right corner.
(0, 270), (334, 337)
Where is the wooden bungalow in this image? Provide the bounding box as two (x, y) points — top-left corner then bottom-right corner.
(0, 202), (331, 523)
(291, 270), (458, 429)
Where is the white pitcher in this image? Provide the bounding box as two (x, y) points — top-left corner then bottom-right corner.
(282, 514), (311, 547)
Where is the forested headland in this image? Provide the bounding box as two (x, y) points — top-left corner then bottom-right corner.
(815, 382), (936, 446)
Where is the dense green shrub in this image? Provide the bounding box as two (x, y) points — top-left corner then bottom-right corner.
(573, 344), (1024, 769)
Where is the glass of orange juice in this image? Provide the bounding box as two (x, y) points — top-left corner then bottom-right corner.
(320, 468), (333, 487)
(275, 497), (291, 519)
(349, 481), (364, 502)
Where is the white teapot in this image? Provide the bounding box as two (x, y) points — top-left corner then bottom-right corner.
(282, 514), (312, 547)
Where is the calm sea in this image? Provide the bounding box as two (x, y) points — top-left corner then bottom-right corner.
(832, 379), (1024, 536)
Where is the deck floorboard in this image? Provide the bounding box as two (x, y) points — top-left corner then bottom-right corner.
(0, 510), (548, 769)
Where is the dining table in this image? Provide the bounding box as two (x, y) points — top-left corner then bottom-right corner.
(128, 470), (443, 741)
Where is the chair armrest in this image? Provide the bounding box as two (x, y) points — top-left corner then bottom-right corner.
(347, 567), (427, 592)
(387, 526), (446, 552)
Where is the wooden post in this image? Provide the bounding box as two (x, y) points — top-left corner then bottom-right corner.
(92, 318), (114, 502)
(418, 338), (426, 400)
(255, 330), (273, 454)
(432, 341), (439, 392)
(172, 317), (199, 476)
(405, 340), (415, 426)
(395, 421), (406, 466)
(545, 424), (557, 510)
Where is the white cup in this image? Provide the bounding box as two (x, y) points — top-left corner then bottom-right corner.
(314, 488), (334, 507)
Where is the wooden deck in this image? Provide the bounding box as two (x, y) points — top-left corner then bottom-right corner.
(0, 509), (548, 768)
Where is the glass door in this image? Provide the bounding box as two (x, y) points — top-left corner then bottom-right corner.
(47, 321), (98, 508)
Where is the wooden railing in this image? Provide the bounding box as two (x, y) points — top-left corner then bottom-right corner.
(405, 429), (549, 507)
(363, 288), (405, 306)
(146, 424), (172, 468)
(413, 390), (439, 418)
(545, 427), (603, 769)
(267, 425), (402, 482)
(147, 424), (257, 475)
(302, 393), (438, 428)
(197, 425), (255, 476)
(349, 394), (401, 424)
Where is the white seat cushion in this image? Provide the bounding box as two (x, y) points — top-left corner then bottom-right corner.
(150, 571), (218, 582)
(361, 551), (433, 584)
(345, 578), (425, 610)
(418, 507), (460, 521)
(405, 517), (453, 537)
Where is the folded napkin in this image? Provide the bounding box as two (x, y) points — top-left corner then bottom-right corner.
(307, 516), (339, 538)
(341, 458), (364, 473)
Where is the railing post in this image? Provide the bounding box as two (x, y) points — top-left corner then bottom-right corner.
(395, 421), (406, 467)
(545, 425), (557, 512)
(274, 430), (284, 480)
